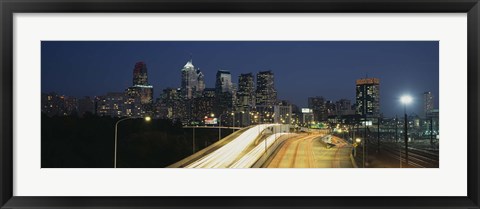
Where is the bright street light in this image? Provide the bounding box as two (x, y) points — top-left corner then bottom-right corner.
(114, 116), (151, 168)
(356, 138), (362, 143)
(400, 95), (413, 104)
(400, 94), (412, 167)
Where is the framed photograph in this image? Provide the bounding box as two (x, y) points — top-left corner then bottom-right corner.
(1, 0), (479, 208)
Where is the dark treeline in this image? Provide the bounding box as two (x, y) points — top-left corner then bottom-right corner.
(41, 113), (229, 168)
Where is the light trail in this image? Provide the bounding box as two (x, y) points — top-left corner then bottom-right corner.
(185, 124), (279, 168)
(230, 132), (292, 168)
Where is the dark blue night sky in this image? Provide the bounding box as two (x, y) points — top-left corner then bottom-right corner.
(41, 41), (439, 117)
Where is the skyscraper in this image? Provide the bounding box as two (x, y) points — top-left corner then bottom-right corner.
(126, 61), (154, 117)
(133, 61), (148, 86)
(237, 73), (255, 109)
(422, 91), (434, 118)
(181, 60), (205, 99)
(308, 96), (326, 121)
(215, 70), (235, 115)
(236, 73), (255, 125)
(355, 78), (380, 117)
(215, 70), (234, 94)
(255, 70), (277, 106)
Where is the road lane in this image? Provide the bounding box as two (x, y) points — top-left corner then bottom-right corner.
(266, 134), (354, 168)
(185, 124), (280, 168)
(267, 134), (321, 168)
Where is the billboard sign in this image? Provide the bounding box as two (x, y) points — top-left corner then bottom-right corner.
(301, 108), (313, 113)
(204, 117), (218, 125)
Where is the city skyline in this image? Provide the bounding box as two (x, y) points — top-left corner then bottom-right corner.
(41, 41), (439, 117)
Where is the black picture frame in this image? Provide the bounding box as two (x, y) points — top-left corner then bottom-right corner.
(1, 0), (479, 208)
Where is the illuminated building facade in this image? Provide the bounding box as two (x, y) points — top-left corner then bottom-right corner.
(355, 78), (380, 117)
(41, 92), (77, 117)
(133, 61), (148, 86)
(308, 96), (327, 121)
(157, 88), (186, 120)
(192, 88), (216, 121)
(181, 60), (205, 99)
(95, 92), (125, 117)
(422, 91), (434, 118)
(255, 71), (277, 106)
(274, 101), (292, 124)
(215, 70), (235, 115)
(236, 73), (255, 125)
(126, 61), (154, 117)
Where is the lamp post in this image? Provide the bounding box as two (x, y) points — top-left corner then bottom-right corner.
(355, 138), (361, 157)
(114, 116), (151, 168)
(218, 113), (227, 141)
(193, 124), (196, 154)
(395, 115), (401, 168)
(400, 95), (412, 167)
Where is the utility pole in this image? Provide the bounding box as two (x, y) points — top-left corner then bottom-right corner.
(395, 115), (398, 143)
(396, 115), (401, 168)
(430, 117), (434, 146)
(377, 117), (380, 153)
(363, 85), (367, 168)
(404, 104), (409, 166)
(192, 126), (195, 154)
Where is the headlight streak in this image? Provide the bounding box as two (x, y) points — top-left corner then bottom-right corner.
(185, 124), (279, 168)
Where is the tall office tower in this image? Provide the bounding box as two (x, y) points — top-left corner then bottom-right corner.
(236, 73), (255, 126)
(215, 70), (234, 94)
(237, 73), (255, 109)
(215, 70), (235, 115)
(355, 78), (380, 117)
(133, 61), (148, 86)
(126, 62), (154, 117)
(255, 70), (277, 106)
(181, 60), (205, 99)
(422, 91), (434, 118)
(308, 96), (327, 121)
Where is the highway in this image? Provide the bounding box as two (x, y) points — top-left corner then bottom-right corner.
(184, 124), (287, 168)
(265, 134), (354, 168)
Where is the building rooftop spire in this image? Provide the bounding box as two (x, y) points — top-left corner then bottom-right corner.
(183, 60), (194, 69)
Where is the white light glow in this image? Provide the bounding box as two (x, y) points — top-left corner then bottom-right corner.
(400, 95), (413, 104)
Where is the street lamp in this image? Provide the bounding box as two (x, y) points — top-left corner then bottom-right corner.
(354, 138), (362, 157)
(400, 95), (412, 167)
(218, 112), (228, 141)
(114, 116), (151, 168)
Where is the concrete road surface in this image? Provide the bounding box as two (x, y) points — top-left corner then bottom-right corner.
(265, 134), (354, 168)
